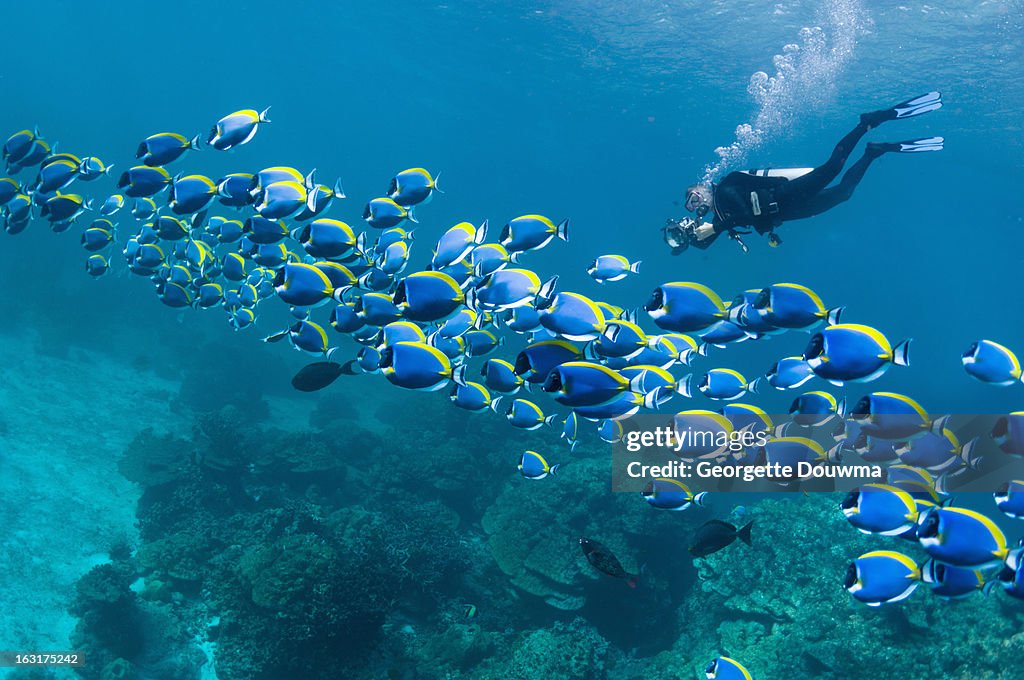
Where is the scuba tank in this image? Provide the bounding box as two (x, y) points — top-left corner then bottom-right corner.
(740, 167), (814, 180)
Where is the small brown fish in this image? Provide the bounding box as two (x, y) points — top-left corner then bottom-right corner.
(579, 537), (638, 588)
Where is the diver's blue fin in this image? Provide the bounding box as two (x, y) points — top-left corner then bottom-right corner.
(868, 137), (944, 155)
(861, 92), (942, 127)
(892, 91), (942, 118)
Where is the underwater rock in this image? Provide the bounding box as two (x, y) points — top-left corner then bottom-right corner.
(136, 532), (214, 586)
(117, 427), (192, 487)
(239, 533), (338, 610)
(99, 658), (137, 680)
(666, 494), (1024, 679)
(482, 456), (660, 611)
(68, 563), (144, 678)
(506, 618), (609, 679)
(411, 623), (500, 674)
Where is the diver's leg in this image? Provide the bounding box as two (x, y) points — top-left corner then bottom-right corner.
(784, 121), (870, 198)
(782, 151), (877, 221)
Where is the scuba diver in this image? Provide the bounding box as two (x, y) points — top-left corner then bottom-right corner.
(664, 91), (944, 254)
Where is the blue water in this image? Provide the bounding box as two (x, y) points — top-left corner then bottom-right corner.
(2, 1), (1023, 678)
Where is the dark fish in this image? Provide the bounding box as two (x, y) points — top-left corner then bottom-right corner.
(689, 519), (754, 557)
(579, 537), (638, 588)
(291, 361), (358, 392)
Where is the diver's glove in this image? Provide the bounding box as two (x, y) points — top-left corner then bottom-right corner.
(694, 224), (716, 241)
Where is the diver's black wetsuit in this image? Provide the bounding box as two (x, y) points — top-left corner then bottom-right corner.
(707, 121), (881, 240)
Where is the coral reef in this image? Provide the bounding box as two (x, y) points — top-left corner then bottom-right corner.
(81, 395), (1024, 680)
(662, 494), (1024, 679)
(481, 453), (695, 614)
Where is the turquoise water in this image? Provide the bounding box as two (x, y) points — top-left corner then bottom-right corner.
(1, 1), (1023, 678)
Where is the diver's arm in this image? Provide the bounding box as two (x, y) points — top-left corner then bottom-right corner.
(691, 223), (720, 249)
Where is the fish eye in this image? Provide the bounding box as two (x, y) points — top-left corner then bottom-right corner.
(378, 346), (394, 368)
(788, 397), (801, 414)
(803, 334), (824, 360)
(704, 659), (718, 675)
(644, 287), (664, 312)
(499, 224), (511, 241)
(840, 490), (859, 510)
(387, 178), (398, 195)
(996, 481), (1010, 496)
(362, 204), (372, 219)
(962, 342), (978, 359)
(992, 417), (1009, 439)
(641, 481), (655, 497)
(843, 563), (858, 589)
(753, 288), (771, 309)
(934, 563), (947, 582)
(753, 446), (767, 465)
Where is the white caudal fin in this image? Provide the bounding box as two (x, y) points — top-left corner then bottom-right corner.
(259, 106), (272, 122)
(629, 260), (642, 274)
(641, 389), (660, 410)
(556, 218), (569, 242)
(474, 219), (489, 244)
(188, 134), (201, 150)
(463, 287), (478, 311)
(960, 437), (982, 469)
(536, 275), (559, 303)
(929, 414), (951, 436)
(305, 185), (319, 212)
(747, 377), (762, 394)
(451, 364), (468, 386)
(826, 306), (845, 325)
(892, 339), (912, 366)
(727, 305), (745, 325)
(333, 178), (346, 199)
(693, 491), (708, 507)
(835, 396), (847, 418)
(678, 374), (693, 398)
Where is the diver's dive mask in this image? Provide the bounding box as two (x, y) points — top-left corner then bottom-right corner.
(684, 184), (713, 216)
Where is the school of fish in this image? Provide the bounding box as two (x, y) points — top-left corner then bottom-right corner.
(5, 110), (1024, 639)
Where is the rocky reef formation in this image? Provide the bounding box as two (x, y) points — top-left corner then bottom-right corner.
(661, 495), (1024, 679)
(70, 396), (1024, 680)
